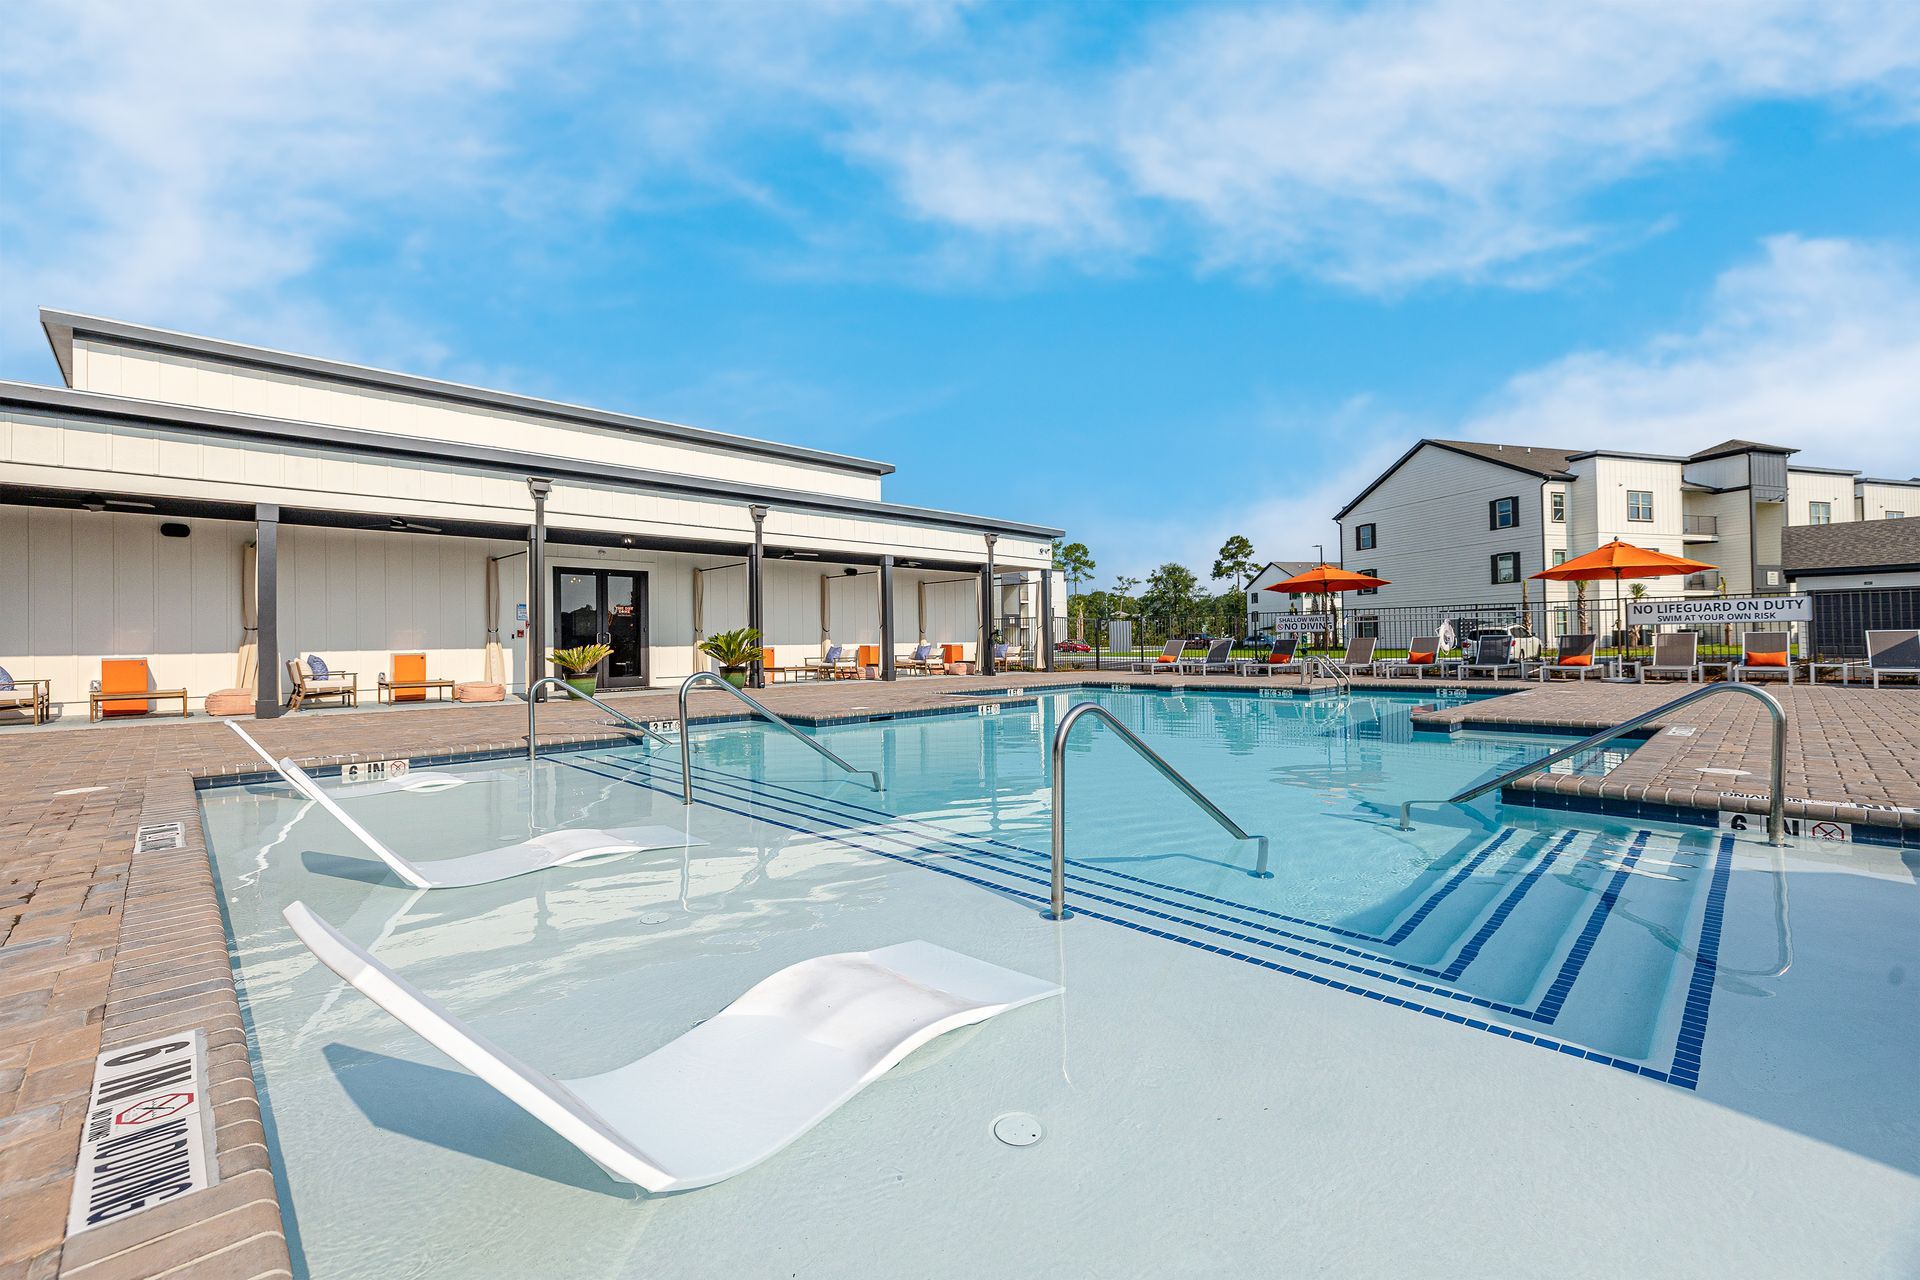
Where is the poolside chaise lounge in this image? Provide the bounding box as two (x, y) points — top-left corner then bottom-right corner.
(1376, 636), (1450, 679)
(283, 901), (1059, 1192)
(1174, 638), (1234, 674)
(1635, 632), (1701, 683)
(1325, 637), (1378, 679)
(1461, 635), (1523, 680)
(1234, 635), (1302, 677)
(228, 723), (697, 888)
(1862, 629), (1920, 687)
(0, 666), (53, 725)
(1130, 639), (1188, 672)
(1529, 634), (1604, 682)
(287, 657), (358, 710)
(1731, 631), (1795, 685)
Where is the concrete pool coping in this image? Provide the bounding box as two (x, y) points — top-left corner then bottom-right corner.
(3, 670), (1918, 1276)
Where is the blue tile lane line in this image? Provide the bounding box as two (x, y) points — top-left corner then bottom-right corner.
(550, 754), (1732, 1089)
(1666, 834), (1735, 1090)
(564, 755), (1673, 1028)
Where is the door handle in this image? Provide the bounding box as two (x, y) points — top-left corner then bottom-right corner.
(597, 630), (612, 645)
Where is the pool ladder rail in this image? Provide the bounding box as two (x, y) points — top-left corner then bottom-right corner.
(1048, 701), (1272, 921)
(1398, 682), (1787, 845)
(677, 672), (882, 805)
(525, 676), (677, 761)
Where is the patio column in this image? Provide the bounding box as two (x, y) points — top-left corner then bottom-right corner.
(748, 505), (767, 689)
(1039, 567), (1055, 672)
(253, 503), (281, 719)
(527, 478), (551, 698)
(980, 532), (998, 673)
(879, 555), (897, 681)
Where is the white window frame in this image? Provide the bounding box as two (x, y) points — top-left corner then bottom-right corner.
(1550, 491), (1566, 523)
(1627, 490), (1654, 522)
(1809, 501), (1832, 525)
(1491, 552), (1519, 584)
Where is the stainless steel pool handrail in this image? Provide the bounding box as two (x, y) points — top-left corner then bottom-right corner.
(1048, 701), (1271, 921)
(525, 676), (676, 762)
(1302, 655), (1352, 691)
(1398, 682), (1786, 845)
(677, 672), (881, 805)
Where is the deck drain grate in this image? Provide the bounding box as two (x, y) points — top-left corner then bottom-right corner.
(992, 1113), (1043, 1147)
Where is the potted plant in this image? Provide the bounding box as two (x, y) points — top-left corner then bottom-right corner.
(698, 627), (763, 688)
(550, 643), (613, 697)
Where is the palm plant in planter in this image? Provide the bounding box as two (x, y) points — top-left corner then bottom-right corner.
(698, 627), (763, 688)
(550, 643), (614, 696)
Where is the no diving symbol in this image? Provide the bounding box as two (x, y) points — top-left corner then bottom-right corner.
(1809, 821), (1848, 842)
(116, 1093), (194, 1126)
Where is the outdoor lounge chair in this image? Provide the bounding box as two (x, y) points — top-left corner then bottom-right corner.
(287, 657), (358, 710)
(1529, 634), (1605, 682)
(228, 723), (698, 888)
(1173, 638), (1234, 674)
(283, 901), (1059, 1192)
(1862, 629), (1920, 687)
(1376, 636), (1450, 679)
(0, 666), (52, 725)
(899, 642), (942, 675)
(992, 644), (1032, 673)
(1234, 635), (1302, 677)
(1462, 635), (1523, 679)
(804, 644), (855, 679)
(1635, 632), (1700, 683)
(1325, 637), (1378, 679)
(1731, 631), (1796, 685)
(1130, 639), (1188, 672)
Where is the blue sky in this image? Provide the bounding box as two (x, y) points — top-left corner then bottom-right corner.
(4, 1), (1919, 588)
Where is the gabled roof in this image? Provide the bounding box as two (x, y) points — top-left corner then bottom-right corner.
(1688, 438), (1798, 462)
(1336, 439), (1576, 520)
(40, 308), (895, 478)
(1782, 520), (1920, 575)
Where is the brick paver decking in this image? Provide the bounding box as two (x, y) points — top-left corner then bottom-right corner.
(2, 669), (1917, 1277)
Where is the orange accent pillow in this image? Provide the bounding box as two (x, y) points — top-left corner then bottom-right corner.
(1267, 652), (1289, 664)
(1409, 650), (1435, 664)
(1749, 650), (1787, 668)
(1559, 654), (1592, 667)
(1156, 655), (1177, 663)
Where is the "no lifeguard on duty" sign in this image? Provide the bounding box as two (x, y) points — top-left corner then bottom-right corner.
(67, 1032), (217, 1235)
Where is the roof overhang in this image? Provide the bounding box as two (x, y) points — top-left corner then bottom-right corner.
(0, 381), (1061, 541)
(1335, 439), (1572, 522)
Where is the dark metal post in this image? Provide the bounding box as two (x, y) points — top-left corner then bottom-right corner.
(1038, 567), (1055, 672)
(253, 504), (281, 719)
(980, 533), (998, 674)
(879, 555), (897, 681)
(748, 505), (768, 689)
(526, 479), (552, 700)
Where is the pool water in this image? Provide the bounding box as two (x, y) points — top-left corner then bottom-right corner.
(200, 688), (1920, 1279)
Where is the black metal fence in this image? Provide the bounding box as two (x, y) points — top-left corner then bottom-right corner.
(1064, 586), (1919, 668)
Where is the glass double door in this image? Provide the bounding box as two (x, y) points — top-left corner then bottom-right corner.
(553, 568), (648, 688)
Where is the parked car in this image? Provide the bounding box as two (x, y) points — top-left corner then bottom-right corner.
(1464, 625), (1542, 661)
(1055, 640), (1092, 653)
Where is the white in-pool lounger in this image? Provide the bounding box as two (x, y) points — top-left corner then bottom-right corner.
(283, 902), (1060, 1191)
(228, 722), (700, 889)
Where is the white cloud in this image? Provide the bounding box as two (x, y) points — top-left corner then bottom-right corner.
(1084, 234), (1920, 581)
(1464, 234), (1920, 475)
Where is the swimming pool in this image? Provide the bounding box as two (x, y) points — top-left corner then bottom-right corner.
(200, 687), (1920, 1278)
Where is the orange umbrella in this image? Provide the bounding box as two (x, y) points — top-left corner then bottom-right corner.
(1531, 540), (1714, 654)
(1263, 564), (1389, 594)
(1263, 564), (1388, 649)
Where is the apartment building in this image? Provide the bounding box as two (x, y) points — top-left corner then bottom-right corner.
(1333, 438), (1914, 624)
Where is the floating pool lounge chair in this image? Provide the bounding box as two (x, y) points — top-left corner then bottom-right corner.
(226, 723), (697, 888)
(283, 902), (1060, 1192)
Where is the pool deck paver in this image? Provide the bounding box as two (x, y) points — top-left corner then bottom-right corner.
(1, 667), (1918, 1277)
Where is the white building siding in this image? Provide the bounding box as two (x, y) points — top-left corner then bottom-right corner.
(1338, 445), (1545, 609)
(1787, 471), (1858, 527)
(1857, 481), (1920, 520)
(70, 337), (886, 502)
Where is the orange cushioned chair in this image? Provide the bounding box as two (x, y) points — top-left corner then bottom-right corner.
(98, 658), (152, 716)
(391, 652), (427, 701)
